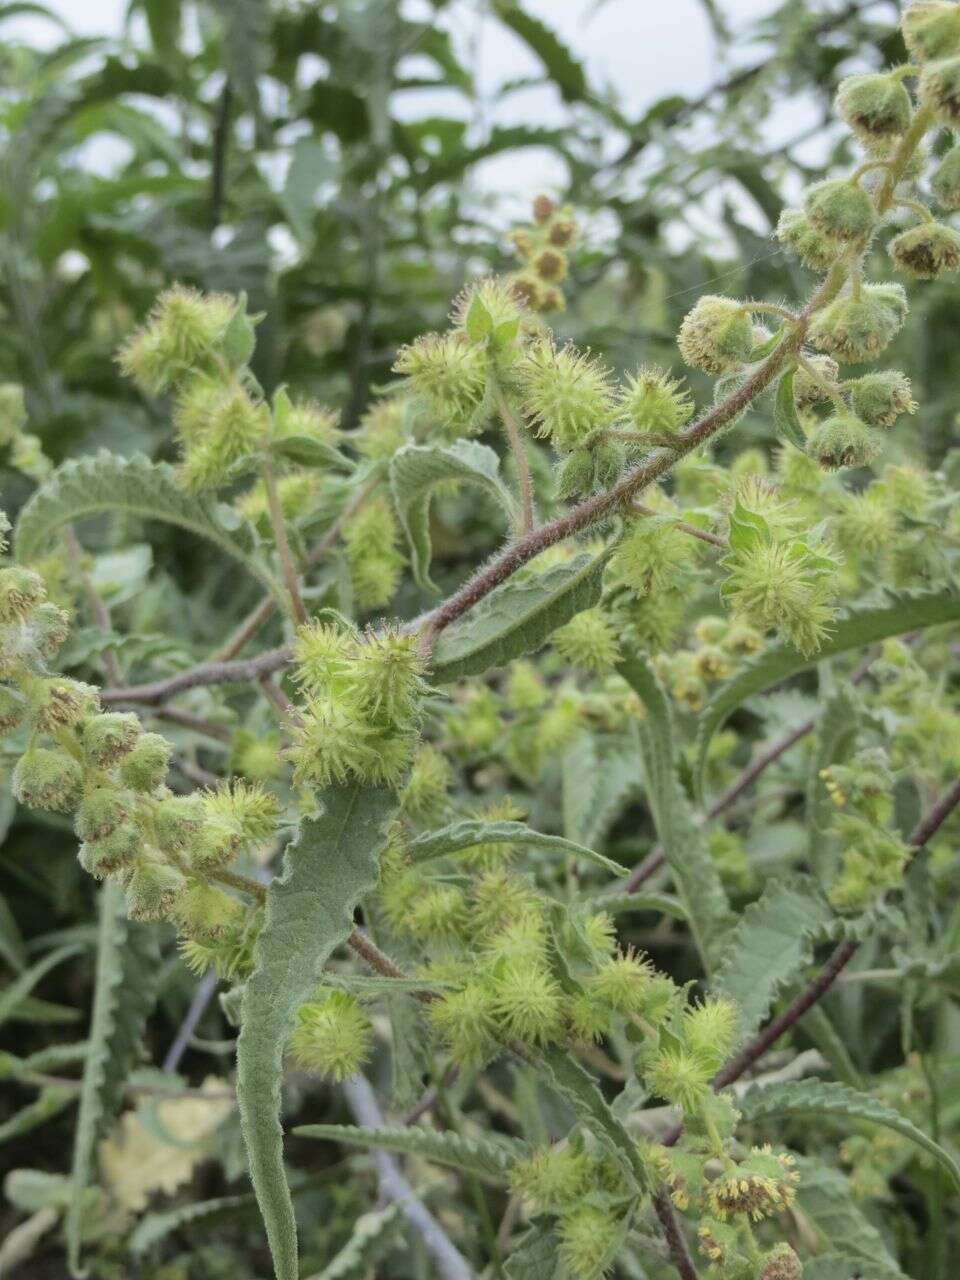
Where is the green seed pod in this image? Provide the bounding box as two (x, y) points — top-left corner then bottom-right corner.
(776, 208), (840, 273)
(490, 961), (564, 1046)
(393, 332), (489, 436)
(806, 412), (881, 470)
(808, 284), (907, 362)
(153, 793), (206, 854)
(509, 1147), (593, 1210)
(13, 746), (83, 812)
(849, 370), (917, 427)
(758, 1242), (803, 1280)
(517, 341), (616, 449)
(557, 1205), (624, 1280)
(793, 354), (840, 407)
(931, 145), (960, 208)
(836, 72), (913, 141)
(124, 860), (187, 921)
(78, 821), (141, 878)
(288, 991), (372, 1082)
(0, 686), (25, 735)
(889, 220), (960, 277)
(82, 712), (141, 768)
(619, 366), (694, 433)
(677, 296), (755, 373)
(172, 879), (244, 941)
(0, 567), (45, 623)
(426, 983), (498, 1066)
(0, 384), (27, 447)
(804, 179), (876, 244)
(903, 2), (960, 62)
(29, 603), (69, 660)
(920, 53), (960, 123)
(556, 447), (597, 499)
(118, 732), (171, 791)
(76, 786), (134, 841)
(29, 678), (99, 733)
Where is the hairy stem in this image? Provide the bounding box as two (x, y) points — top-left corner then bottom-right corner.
(492, 377), (535, 537)
(261, 454), (307, 626)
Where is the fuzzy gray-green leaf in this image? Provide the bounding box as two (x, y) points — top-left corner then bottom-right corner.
(237, 786), (395, 1280)
(431, 550), (609, 682)
(294, 1122), (526, 1181)
(407, 818), (627, 876)
(390, 440), (516, 589)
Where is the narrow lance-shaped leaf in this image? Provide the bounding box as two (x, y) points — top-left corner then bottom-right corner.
(695, 587), (960, 794)
(294, 1123), (527, 1182)
(237, 786), (395, 1280)
(390, 440), (517, 590)
(407, 819), (627, 877)
(618, 654), (729, 969)
(431, 550), (610, 682)
(739, 1080), (960, 1193)
(774, 366), (807, 450)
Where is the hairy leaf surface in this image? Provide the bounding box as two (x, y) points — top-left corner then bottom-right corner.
(407, 818), (627, 876)
(295, 1123), (526, 1180)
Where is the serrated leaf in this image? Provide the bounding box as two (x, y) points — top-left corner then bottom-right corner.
(237, 786), (396, 1280)
(308, 1203), (402, 1280)
(492, 0), (589, 103)
(774, 367), (807, 450)
(67, 884), (160, 1276)
(618, 655), (729, 969)
(504, 1221), (560, 1278)
(793, 1157), (905, 1272)
(14, 451), (280, 600)
(727, 498), (771, 554)
(537, 1046), (647, 1189)
(0, 942), (83, 1031)
(390, 440), (516, 590)
(431, 551), (609, 681)
(695, 588), (960, 794)
(407, 819), (627, 876)
(271, 436), (354, 472)
(739, 1080), (960, 1192)
(294, 1123), (526, 1182)
(130, 1192), (253, 1255)
(581, 729), (644, 849)
(711, 875), (833, 1042)
(583, 890), (688, 921)
(562, 733), (598, 844)
(0, 1088), (74, 1145)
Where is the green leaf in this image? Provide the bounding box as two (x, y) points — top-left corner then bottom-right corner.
(712, 875), (832, 1042)
(774, 367), (807, 450)
(271, 435), (354, 472)
(237, 786), (396, 1280)
(0, 942), (82, 1031)
(209, 0), (270, 140)
(617, 655), (729, 969)
(695, 588), (960, 794)
(390, 441), (516, 590)
(280, 136), (336, 245)
(67, 885), (160, 1275)
(807, 687), (862, 880)
(130, 1193), (254, 1255)
(220, 293), (259, 368)
(739, 1080), (960, 1193)
(492, 1), (588, 103)
(562, 733), (598, 844)
(0, 893), (26, 972)
(504, 1222), (560, 1279)
(431, 551), (609, 682)
(143, 0), (182, 66)
(537, 1046), (647, 1189)
(793, 1157), (905, 1272)
(308, 1203), (403, 1280)
(727, 498), (771, 554)
(465, 294), (493, 342)
(294, 1123), (526, 1182)
(581, 730), (644, 849)
(407, 819), (628, 877)
(0, 1088), (74, 1145)
(583, 890), (688, 921)
(803, 1257), (907, 1280)
(14, 451), (281, 600)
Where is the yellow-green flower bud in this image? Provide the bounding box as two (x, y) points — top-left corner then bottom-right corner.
(836, 72), (912, 141)
(697, 1219), (742, 1268)
(202, 778), (280, 844)
(0, 567), (45, 623)
(889, 219), (960, 277)
(509, 1146), (593, 1209)
(807, 412), (880, 470)
(118, 732), (171, 791)
(124, 860), (187, 921)
(517, 342), (616, 450)
(848, 370), (917, 427)
(82, 712), (141, 768)
(707, 1146), (799, 1222)
(793, 354), (840, 407)
(931, 144), (960, 208)
(588, 947), (655, 1014)
(13, 746), (83, 812)
(903, 2), (960, 62)
(29, 678), (99, 733)
(273, 396), (339, 445)
(551, 607), (620, 674)
(557, 1205), (623, 1280)
(76, 786), (134, 841)
(804, 178), (876, 244)
(759, 1242), (803, 1280)
(808, 283), (907, 362)
(0, 384), (27, 446)
(490, 960), (564, 1046)
(78, 822), (141, 877)
(399, 743), (450, 824)
(0, 686), (25, 735)
(289, 991), (372, 1082)
(920, 52), (960, 123)
(619, 366), (693, 433)
(776, 208), (839, 273)
(116, 286), (236, 395)
(352, 629), (426, 729)
(682, 996), (738, 1070)
(677, 296), (755, 373)
(393, 332), (488, 436)
(532, 247), (567, 282)
(427, 983), (498, 1065)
